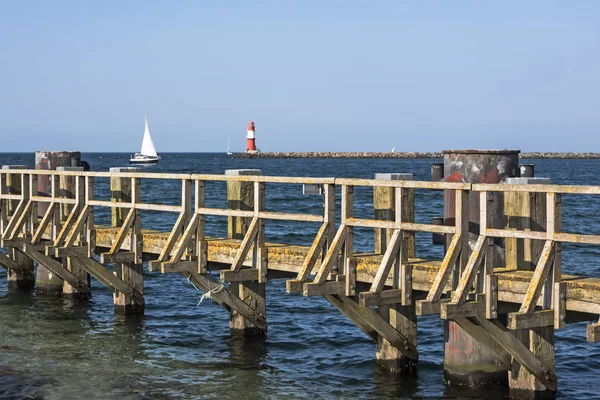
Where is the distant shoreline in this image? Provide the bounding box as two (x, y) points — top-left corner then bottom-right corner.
(232, 152), (600, 159)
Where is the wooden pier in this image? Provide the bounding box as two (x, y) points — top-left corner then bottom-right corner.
(1, 165), (599, 398)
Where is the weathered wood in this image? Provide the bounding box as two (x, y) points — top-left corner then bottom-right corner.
(452, 235), (486, 305)
(475, 316), (557, 392)
(107, 208), (135, 255)
(519, 240), (555, 314)
(74, 255), (144, 305)
(587, 323), (600, 342)
(230, 216), (258, 272)
(221, 268), (259, 282)
(425, 233), (462, 302)
(441, 300), (485, 319)
(415, 298), (451, 316)
(324, 294), (378, 342)
(22, 243), (90, 295)
(313, 224), (347, 285)
(303, 280), (345, 296)
(454, 317), (512, 369)
(286, 221), (328, 293)
(170, 213), (199, 263)
(370, 229), (401, 293)
(508, 310), (555, 330)
(359, 289), (403, 307)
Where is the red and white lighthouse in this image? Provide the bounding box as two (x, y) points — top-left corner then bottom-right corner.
(246, 121), (258, 153)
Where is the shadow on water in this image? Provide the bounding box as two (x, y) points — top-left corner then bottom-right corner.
(221, 335), (268, 399)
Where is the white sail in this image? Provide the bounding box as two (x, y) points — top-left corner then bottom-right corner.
(140, 115), (158, 157)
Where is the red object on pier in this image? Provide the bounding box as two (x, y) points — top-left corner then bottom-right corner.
(246, 121), (257, 153)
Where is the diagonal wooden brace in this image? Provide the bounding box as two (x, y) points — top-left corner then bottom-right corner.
(313, 224), (347, 285)
(286, 221), (328, 293)
(475, 316), (557, 391)
(187, 272), (267, 333)
(73, 255), (144, 305)
(370, 228), (402, 293)
(519, 240), (556, 314)
(230, 216), (259, 272)
(452, 235), (486, 305)
(21, 243), (90, 295)
(107, 208), (135, 256)
(32, 202), (55, 244)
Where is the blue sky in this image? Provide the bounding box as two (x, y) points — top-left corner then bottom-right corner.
(0, 1), (598, 152)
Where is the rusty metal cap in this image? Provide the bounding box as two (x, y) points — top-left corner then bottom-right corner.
(442, 149), (521, 155)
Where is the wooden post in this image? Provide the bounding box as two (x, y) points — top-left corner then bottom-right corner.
(111, 167), (144, 315)
(2, 166), (35, 290)
(373, 173), (414, 257)
(226, 169), (266, 336)
(59, 167), (90, 298)
(505, 177), (557, 398)
(373, 173), (417, 372)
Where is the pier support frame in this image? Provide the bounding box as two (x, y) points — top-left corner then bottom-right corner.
(111, 167), (144, 315)
(442, 150), (519, 387)
(59, 167), (91, 299)
(226, 169), (266, 336)
(34, 151), (81, 295)
(2, 166), (35, 290)
(373, 173), (417, 372)
(505, 177), (557, 399)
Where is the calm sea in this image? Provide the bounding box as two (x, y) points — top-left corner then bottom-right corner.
(0, 153), (599, 399)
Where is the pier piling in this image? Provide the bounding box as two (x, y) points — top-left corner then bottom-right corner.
(226, 169), (266, 336)
(110, 167), (144, 314)
(373, 173), (417, 372)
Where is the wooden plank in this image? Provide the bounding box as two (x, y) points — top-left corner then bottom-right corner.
(359, 289), (403, 307)
(415, 298), (451, 316)
(475, 316), (557, 391)
(220, 268), (259, 282)
(100, 251), (135, 264)
(21, 244), (90, 295)
(74, 255), (144, 305)
(230, 216), (259, 272)
(187, 272), (267, 332)
(303, 280), (345, 296)
(519, 240), (555, 314)
(370, 229), (401, 292)
(52, 246), (88, 258)
(160, 260), (196, 273)
(441, 300), (485, 319)
(452, 235), (486, 305)
(313, 224), (347, 284)
(507, 310), (554, 330)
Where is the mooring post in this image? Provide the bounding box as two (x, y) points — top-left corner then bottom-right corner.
(226, 169), (266, 336)
(443, 150), (520, 387)
(59, 166), (91, 298)
(110, 167), (144, 314)
(2, 165), (35, 290)
(373, 173), (417, 372)
(34, 151), (82, 295)
(505, 177), (556, 398)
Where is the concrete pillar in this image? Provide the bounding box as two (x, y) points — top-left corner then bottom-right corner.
(110, 167), (144, 315)
(372, 173), (418, 372)
(34, 151), (82, 295)
(58, 167), (90, 298)
(505, 177), (556, 399)
(226, 169), (266, 336)
(2, 166), (35, 290)
(443, 150), (520, 387)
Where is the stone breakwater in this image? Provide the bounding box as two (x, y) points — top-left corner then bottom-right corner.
(233, 152), (600, 159)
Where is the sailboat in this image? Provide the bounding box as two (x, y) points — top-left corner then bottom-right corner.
(391, 146), (396, 153)
(130, 115), (161, 164)
(227, 137), (233, 155)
